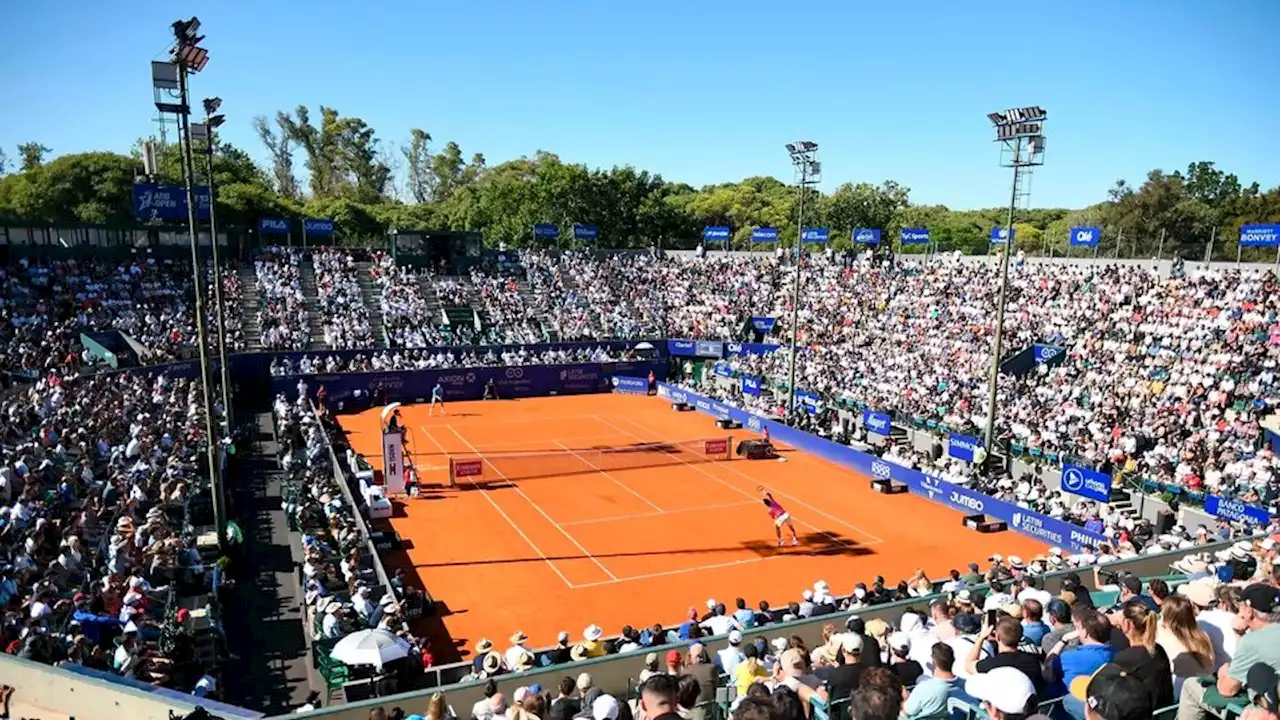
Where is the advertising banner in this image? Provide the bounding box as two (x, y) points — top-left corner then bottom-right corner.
(533, 223), (559, 240)
(1069, 227), (1101, 247)
(853, 228), (881, 245)
(573, 225), (599, 241)
(703, 226), (731, 243)
(900, 228), (930, 245)
(611, 376), (649, 394)
(713, 363), (733, 377)
(862, 410), (892, 436)
(1205, 495), (1271, 525)
(1033, 344), (1064, 364)
(1060, 463), (1112, 503)
(132, 182), (211, 221)
(655, 383), (1109, 552)
(1240, 224), (1280, 247)
(741, 375), (762, 396)
(751, 227), (779, 243)
(801, 228), (829, 244)
(990, 227), (1015, 244)
(750, 317), (777, 333)
(305, 218), (335, 235)
(948, 432), (982, 463)
(260, 217), (290, 234)
(724, 342), (781, 358)
(794, 389), (820, 414)
(383, 430), (405, 495)
(667, 339), (697, 356)
(694, 340), (724, 358)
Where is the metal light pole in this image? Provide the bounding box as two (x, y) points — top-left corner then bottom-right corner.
(196, 99), (233, 428)
(982, 107), (1047, 453)
(785, 141), (820, 417)
(161, 18), (225, 547)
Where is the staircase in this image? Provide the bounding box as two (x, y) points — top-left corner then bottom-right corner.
(354, 261), (387, 348)
(238, 265), (264, 350)
(1108, 486), (1137, 517)
(298, 261), (328, 350)
(416, 274), (447, 326)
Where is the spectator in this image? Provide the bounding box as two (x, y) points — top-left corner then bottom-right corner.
(733, 643), (770, 696)
(675, 674), (704, 720)
(1046, 608), (1117, 710)
(964, 666), (1038, 720)
(966, 617), (1046, 695)
(1022, 600), (1051, 646)
(1070, 663), (1154, 720)
(684, 644), (717, 709)
(548, 676), (580, 720)
(1111, 601), (1174, 709)
(1156, 593), (1216, 696)
(638, 674), (680, 720)
(1178, 584), (1280, 720)
(886, 632), (924, 687)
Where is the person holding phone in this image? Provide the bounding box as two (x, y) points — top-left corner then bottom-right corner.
(964, 616), (1047, 695)
(1046, 608), (1117, 716)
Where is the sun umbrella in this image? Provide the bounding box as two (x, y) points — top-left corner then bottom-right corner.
(329, 628), (412, 668)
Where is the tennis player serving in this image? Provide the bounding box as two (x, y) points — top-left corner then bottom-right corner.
(759, 486), (799, 547)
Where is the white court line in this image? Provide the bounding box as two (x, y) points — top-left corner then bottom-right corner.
(470, 434), (645, 453)
(558, 500), (757, 527)
(594, 414), (885, 546)
(571, 553), (800, 589)
(445, 425), (618, 582)
(552, 439), (664, 513)
(415, 425), (575, 589)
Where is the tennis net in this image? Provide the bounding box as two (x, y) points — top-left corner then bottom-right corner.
(448, 436), (733, 486)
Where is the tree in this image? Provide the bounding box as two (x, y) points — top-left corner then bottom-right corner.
(18, 142), (51, 172)
(402, 128), (433, 204)
(0, 147), (8, 175)
(252, 114), (300, 199)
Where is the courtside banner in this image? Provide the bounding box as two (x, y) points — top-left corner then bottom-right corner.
(272, 360), (665, 406)
(695, 340), (724, 358)
(741, 375), (762, 396)
(752, 227), (779, 243)
(724, 342), (782, 357)
(862, 410), (892, 435)
(667, 339), (698, 356)
(714, 363), (733, 377)
(656, 383), (1108, 552)
(1061, 463), (1112, 503)
(611, 376), (649, 394)
(794, 389), (820, 414)
(1205, 495), (1271, 525)
(383, 430), (405, 495)
(750, 317), (777, 333)
(948, 432), (982, 463)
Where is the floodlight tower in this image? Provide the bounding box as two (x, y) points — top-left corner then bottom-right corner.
(152, 17), (225, 546)
(785, 141), (820, 416)
(982, 107), (1047, 452)
(192, 98), (233, 427)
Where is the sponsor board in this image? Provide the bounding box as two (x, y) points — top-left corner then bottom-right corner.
(452, 460), (483, 478)
(948, 432), (982, 463)
(704, 439), (729, 456)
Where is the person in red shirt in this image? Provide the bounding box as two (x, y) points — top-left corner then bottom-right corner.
(760, 488), (800, 548)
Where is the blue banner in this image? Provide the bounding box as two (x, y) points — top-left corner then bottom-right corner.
(703, 226), (731, 242)
(948, 432), (982, 463)
(752, 227), (779, 243)
(655, 383), (1109, 552)
(260, 217), (290, 234)
(853, 228), (881, 245)
(573, 225), (599, 241)
(1240, 224), (1280, 247)
(1069, 226), (1101, 247)
(612, 375), (649, 394)
(1204, 495), (1271, 525)
(1033, 344), (1064, 364)
(132, 183), (211, 221)
(900, 228), (930, 245)
(801, 227), (829, 244)
(533, 223), (559, 239)
(724, 342), (782, 357)
(794, 389), (819, 414)
(862, 410), (892, 435)
(750, 317), (776, 333)
(713, 363), (732, 378)
(304, 218), (335, 235)
(990, 227), (1015, 244)
(667, 339), (696, 356)
(1060, 463), (1112, 503)
(274, 361), (666, 407)
(741, 375), (762, 396)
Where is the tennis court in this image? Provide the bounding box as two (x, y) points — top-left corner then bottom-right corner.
(336, 393), (1047, 662)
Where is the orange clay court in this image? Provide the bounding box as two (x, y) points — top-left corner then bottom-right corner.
(337, 393), (1046, 661)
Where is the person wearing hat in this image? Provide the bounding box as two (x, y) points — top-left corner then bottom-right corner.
(886, 631), (924, 687)
(963, 666), (1037, 719)
(580, 625), (606, 658)
(547, 630), (573, 665)
(1179, 584), (1280, 720)
(1243, 663), (1280, 720)
(683, 643), (717, 708)
(505, 630), (532, 671)
(472, 639), (496, 675)
(1069, 663), (1154, 720)
(717, 630), (745, 676)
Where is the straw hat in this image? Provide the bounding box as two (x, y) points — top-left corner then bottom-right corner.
(570, 644), (590, 662)
(482, 651), (503, 674)
(583, 624), (603, 642)
(476, 638), (494, 654)
(514, 651), (536, 672)
(510, 630), (529, 645)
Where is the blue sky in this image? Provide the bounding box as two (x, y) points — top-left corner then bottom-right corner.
(1, 0), (1276, 209)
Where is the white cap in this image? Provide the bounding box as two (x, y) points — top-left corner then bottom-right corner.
(802, 589), (814, 600)
(728, 630), (742, 644)
(592, 695), (620, 720)
(965, 667), (1036, 714)
(887, 632), (910, 652)
(839, 634), (863, 654)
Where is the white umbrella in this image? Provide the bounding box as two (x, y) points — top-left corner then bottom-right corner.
(633, 342), (655, 351)
(330, 629), (412, 668)
(380, 402), (402, 423)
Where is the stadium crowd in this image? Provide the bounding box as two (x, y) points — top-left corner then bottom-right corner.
(371, 252), (452, 349)
(255, 247), (311, 351)
(269, 345), (626, 376)
(0, 369), (225, 696)
(314, 248), (375, 350)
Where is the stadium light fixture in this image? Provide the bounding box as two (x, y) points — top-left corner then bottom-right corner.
(785, 141), (820, 417)
(981, 107), (1047, 454)
(200, 97), (234, 432)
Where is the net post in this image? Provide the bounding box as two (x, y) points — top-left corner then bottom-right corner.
(447, 458), (456, 488)
(725, 435), (733, 461)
